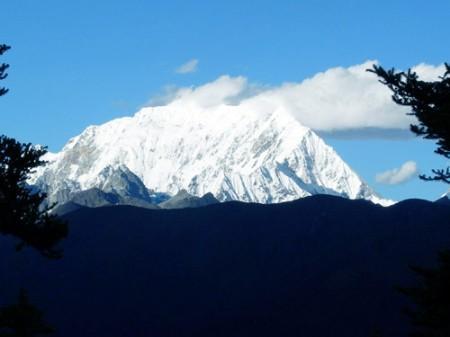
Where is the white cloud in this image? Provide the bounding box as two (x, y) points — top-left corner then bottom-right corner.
(412, 63), (447, 81)
(375, 161), (418, 185)
(153, 61), (446, 135)
(175, 59), (199, 74)
(168, 75), (248, 107)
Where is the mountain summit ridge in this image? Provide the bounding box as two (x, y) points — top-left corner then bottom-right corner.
(31, 102), (390, 205)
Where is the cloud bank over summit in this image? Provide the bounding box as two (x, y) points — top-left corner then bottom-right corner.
(151, 61), (446, 138)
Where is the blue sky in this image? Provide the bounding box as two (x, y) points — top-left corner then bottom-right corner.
(1, 0), (450, 201)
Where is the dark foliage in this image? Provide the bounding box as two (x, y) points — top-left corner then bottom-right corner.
(397, 250), (450, 337)
(0, 289), (54, 337)
(370, 63), (450, 337)
(0, 44), (67, 258)
(0, 136), (68, 258)
(0, 44), (10, 97)
(369, 64), (450, 183)
(0, 196), (447, 337)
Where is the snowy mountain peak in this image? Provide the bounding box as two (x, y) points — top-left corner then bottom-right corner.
(32, 102), (390, 206)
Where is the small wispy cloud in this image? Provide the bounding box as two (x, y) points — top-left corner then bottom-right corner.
(375, 161), (418, 185)
(175, 59), (199, 74)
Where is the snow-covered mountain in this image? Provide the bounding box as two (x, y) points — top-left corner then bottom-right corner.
(30, 98), (390, 206)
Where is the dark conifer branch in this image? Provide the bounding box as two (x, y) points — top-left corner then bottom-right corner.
(0, 44), (67, 258)
(0, 44), (10, 97)
(369, 63), (450, 183)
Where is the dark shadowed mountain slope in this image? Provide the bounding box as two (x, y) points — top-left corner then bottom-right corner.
(435, 194), (450, 206)
(0, 195), (449, 337)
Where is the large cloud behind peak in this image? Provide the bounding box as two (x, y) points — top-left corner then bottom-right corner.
(149, 61), (446, 138)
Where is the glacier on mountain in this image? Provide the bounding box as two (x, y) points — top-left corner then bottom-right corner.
(30, 79), (391, 206)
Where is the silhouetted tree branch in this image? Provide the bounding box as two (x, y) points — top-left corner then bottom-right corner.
(0, 44), (11, 97)
(0, 289), (54, 337)
(369, 63), (450, 183)
(0, 44), (67, 258)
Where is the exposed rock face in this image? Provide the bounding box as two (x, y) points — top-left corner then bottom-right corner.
(159, 190), (219, 209)
(52, 187), (160, 215)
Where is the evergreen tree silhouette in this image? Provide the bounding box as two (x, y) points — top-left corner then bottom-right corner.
(0, 135), (68, 258)
(369, 64), (450, 183)
(396, 250), (450, 337)
(0, 289), (54, 337)
(371, 63), (450, 336)
(0, 45), (68, 258)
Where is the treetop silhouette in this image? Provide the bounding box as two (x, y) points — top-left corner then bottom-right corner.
(370, 64), (450, 183)
(0, 136), (68, 258)
(0, 44), (68, 258)
(0, 289), (54, 337)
